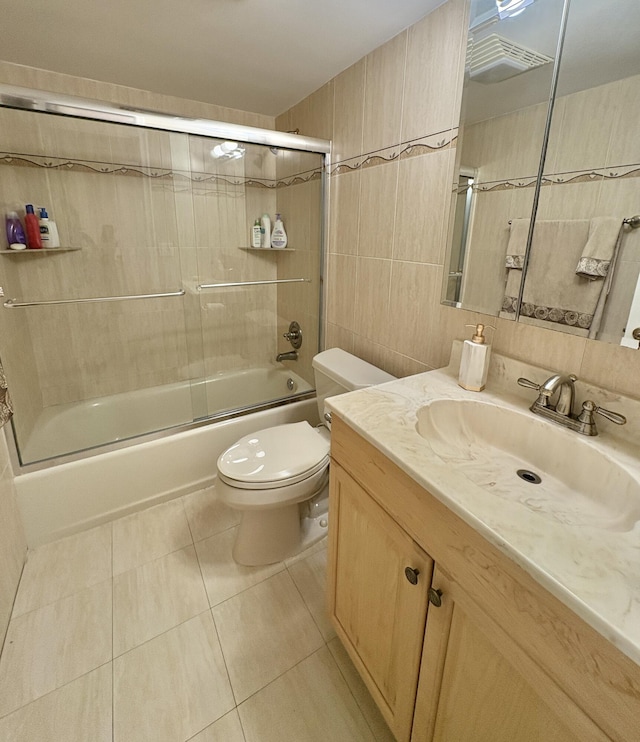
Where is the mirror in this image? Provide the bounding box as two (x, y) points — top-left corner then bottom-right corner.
(520, 0), (640, 345)
(444, 0), (640, 348)
(443, 0), (565, 316)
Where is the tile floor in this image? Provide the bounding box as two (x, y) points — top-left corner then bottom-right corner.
(0, 486), (395, 742)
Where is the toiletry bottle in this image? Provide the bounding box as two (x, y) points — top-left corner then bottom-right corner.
(38, 207), (60, 248)
(260, 213), (271, 248)
(270, 213), (288, 248)
(251, 219), (262, 248)
(458, 323), (495, 392)
(5, 212), (27, 250)
(24, 204), (42, 249)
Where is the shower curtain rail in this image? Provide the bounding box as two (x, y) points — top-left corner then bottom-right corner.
(198, 278), (311, 290)
(3, 289), (186, 308)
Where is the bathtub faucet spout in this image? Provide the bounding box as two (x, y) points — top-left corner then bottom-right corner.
(276, 350), (298, 362)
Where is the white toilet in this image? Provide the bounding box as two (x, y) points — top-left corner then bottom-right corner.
(216, 348), (395, 565)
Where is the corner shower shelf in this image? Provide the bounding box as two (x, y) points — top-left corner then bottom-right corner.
(0, 246), (81, 255)
(239, 246), (296, 252)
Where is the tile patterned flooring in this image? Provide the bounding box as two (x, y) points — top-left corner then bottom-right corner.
(0, 486), (395, 742)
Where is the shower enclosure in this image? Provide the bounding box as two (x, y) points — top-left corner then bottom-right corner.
(0, 85), (329, 467)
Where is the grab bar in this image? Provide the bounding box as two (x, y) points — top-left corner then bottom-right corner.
(4, 289), (185, 308)
(197, 278), (311, 290)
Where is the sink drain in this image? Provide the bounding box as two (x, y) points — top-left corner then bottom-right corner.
(517, 469), (542, 484)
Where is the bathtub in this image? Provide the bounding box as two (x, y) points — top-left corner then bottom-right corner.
(12, 367), (317, 547)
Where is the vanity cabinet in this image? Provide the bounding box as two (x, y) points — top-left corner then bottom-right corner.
(328, 462), (433, 741)
(327, 415), (640, 742)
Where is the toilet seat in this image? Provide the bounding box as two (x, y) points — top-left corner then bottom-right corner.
(217, 421), (330, 490)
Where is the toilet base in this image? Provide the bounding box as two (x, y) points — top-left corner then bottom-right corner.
(231, 482), (329, 567)
(232, 504), (301, 566)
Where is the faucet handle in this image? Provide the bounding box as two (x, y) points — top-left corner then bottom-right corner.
(578, 400), (626, 426)
(517, 377), (541, 391)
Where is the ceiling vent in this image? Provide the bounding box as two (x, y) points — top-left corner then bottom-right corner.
(467, 33), (553, 84)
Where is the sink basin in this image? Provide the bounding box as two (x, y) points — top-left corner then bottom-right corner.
(416, 399), (640, 532)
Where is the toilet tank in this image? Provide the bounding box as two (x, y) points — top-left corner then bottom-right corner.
(311, 348), (396, 422)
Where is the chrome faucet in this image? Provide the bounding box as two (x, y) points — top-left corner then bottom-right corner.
(276, 350), (298, 362)
(517, 373), (626, 436)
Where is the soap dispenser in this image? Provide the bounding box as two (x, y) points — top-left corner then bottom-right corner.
(459, 323), (494, 392)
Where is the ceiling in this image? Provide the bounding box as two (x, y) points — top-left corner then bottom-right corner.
(0, 0), (446, 118)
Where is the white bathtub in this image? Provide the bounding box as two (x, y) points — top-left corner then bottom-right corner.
(13, 368), (317, 547)
(21, 367), (313, 463)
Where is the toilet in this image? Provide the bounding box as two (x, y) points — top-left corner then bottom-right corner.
(216, 348), (395, 565)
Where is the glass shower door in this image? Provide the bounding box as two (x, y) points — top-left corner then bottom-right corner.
(0, 107), (201, 464)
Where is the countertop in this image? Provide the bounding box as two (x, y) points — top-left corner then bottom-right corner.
(325, 349), (640, 666)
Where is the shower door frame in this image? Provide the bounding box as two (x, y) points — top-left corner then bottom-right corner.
(0, 83), (332, 473)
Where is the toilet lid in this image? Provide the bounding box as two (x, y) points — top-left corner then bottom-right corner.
(217, 421), (330, 487)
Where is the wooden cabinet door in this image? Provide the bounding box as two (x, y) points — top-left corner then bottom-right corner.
(328, 462), (433, 742)
(412, 567), (610, 742)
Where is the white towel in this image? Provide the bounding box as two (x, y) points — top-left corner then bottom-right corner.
(504, 218), (530, 270)
(575, 217), (622, 278)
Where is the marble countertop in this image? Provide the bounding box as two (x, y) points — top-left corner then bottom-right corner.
(326, 349), (640, 666)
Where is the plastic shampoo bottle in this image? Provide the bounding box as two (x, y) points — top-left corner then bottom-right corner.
(251, 219), (262, 248)
(38, 207), (60, 248)
(24, 204), (42, 249)
(270, 213), (287, 248)
(5, 212), (27, 250)
(260, 213), (271, 248)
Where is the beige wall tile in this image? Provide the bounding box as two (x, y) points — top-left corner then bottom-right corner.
(401, 0), (468, 142)
(353, 257), (392, 343)
(330, 170), (361, 256)
(326, 254), (358, 330)
(0, 664), (112, 742)
(212, 570), (324, 702)
(363, 32), (407, 154)
(358, 162), (398, 259)
(492, 317), (587, 375)
(546, 82), (620, 174)
(0, 580), (112, 717)
(332, 59), (366, 163)
(393, 150), (452, 264)
(113, 612), (234, 742)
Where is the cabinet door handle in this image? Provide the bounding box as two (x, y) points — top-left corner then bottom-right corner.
(404, 567), (420, 585)
(428, 587), (443, 607)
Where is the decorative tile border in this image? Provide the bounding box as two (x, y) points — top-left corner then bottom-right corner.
(0, 151), (322, 190)
(330, 128), (458, 176)
(474, 163), (640, 192)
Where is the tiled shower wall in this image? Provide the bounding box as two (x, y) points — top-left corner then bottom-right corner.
(277, 0), (640, 400)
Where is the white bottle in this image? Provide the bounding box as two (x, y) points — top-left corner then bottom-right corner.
(38, 207), (60, 248)
(458, 324), (494, 392)
(270, 213), (288, 249)
(251, 219), (262, 248)
(260, 213), (271, 249)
